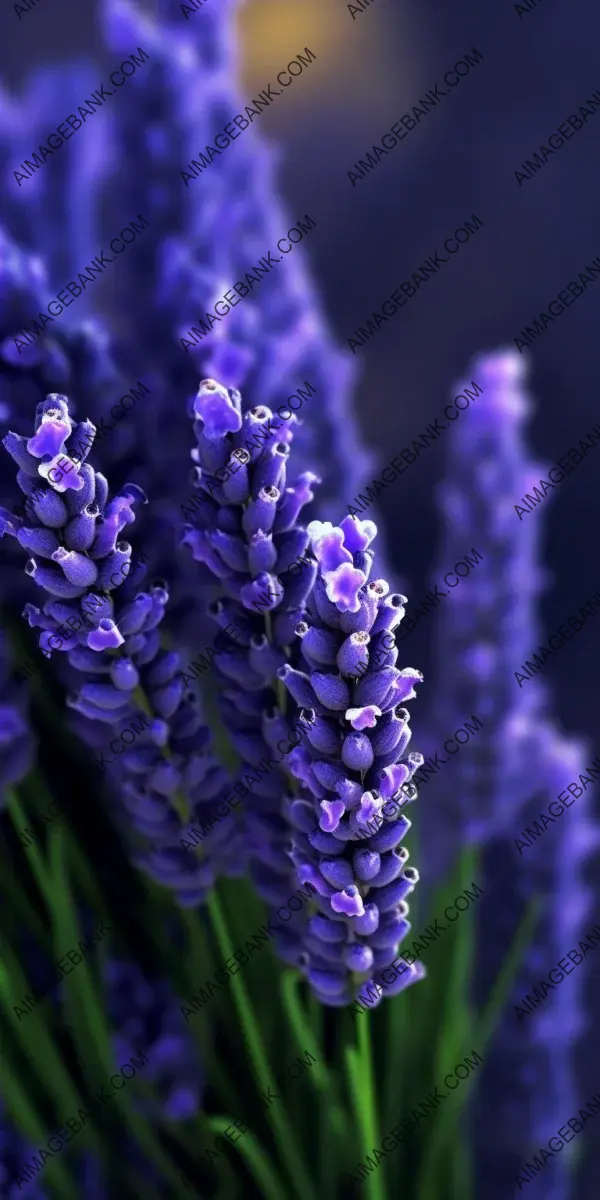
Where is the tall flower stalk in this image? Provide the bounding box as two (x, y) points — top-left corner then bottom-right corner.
(426, 347), (549, 881)
(281, 516), (424, 1007)
(181, 377), (319, 964)
(429, 347), (596, 1198)
(182, 377), (424, 1005)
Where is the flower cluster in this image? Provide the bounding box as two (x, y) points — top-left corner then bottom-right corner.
(279, 515), (425, 1006)
(0, 392), (244, 906)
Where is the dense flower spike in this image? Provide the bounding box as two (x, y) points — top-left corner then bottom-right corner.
(0, 392), (244, 906)
(280, 514), (425, 1007)
(425, 348), (550, 881)
(182, 377), (320, 962)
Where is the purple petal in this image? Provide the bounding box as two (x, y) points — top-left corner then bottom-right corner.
(193, 378), (242, 438)
(87, 618), (125, 651)
(346, 704), (381, 731)
(324, 563), (366, 613)
(331, 885), (365, 917)
(340, 515), (377, 552)
(319, 798), (346, 832)
(356, 792), (383, 826)
(309, 524), (353, 573)
(27, 410), (71, 458)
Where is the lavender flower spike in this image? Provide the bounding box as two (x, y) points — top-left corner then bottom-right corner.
(281, 514), (425, 1008)
(182, 377), (320, 966)
(1, 392), (244, 907)
(425, 347), (550, 883)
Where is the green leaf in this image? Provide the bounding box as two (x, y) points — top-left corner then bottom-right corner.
(206, 1115), (287, 1200)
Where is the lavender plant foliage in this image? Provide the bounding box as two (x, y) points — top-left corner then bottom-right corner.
(425, 347), (550, 882)
(101, 0), (372, 521)
(0, 392), (245, 906)
(280, 515), (425, 1008)
(181, 377), (319, 964)
(473, 721), (598, 1200)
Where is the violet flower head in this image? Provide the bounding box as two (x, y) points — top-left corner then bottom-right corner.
(279, 514), (424, 1007)
(182, 377), (320, 963)
(0, 392), (244, 907)
(426, 348), (550, 880)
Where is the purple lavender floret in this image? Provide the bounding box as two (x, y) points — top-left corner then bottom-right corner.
(279, 514), (425, 1007)
(0, 392), (244, 906)
(181, 377), (320, 961)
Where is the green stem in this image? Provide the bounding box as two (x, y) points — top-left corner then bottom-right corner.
(206, 1116), (288, 1200)
(5, 788), (56, 910)
(207, 891), (315, 1200)
(357, 1016), (386, 1200)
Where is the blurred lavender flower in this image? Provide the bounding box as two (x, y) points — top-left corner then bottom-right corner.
(104, 957), (204, 1122)
(427, 346), (597, 1195)
(0, 392), (244, 906)
(0, 628), (35, 796)
(6, 65), (108, 290)
(101, 0), (371, 520)
(0, 1109), (88, 1200)
(181, 377), (319, 963)
(474, 721), (598, 1200)
(425, 347), (551, 881)
(280, 513), (424, 1007)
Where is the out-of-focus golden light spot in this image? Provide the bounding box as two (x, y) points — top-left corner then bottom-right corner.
(238, 0), (362, 92)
